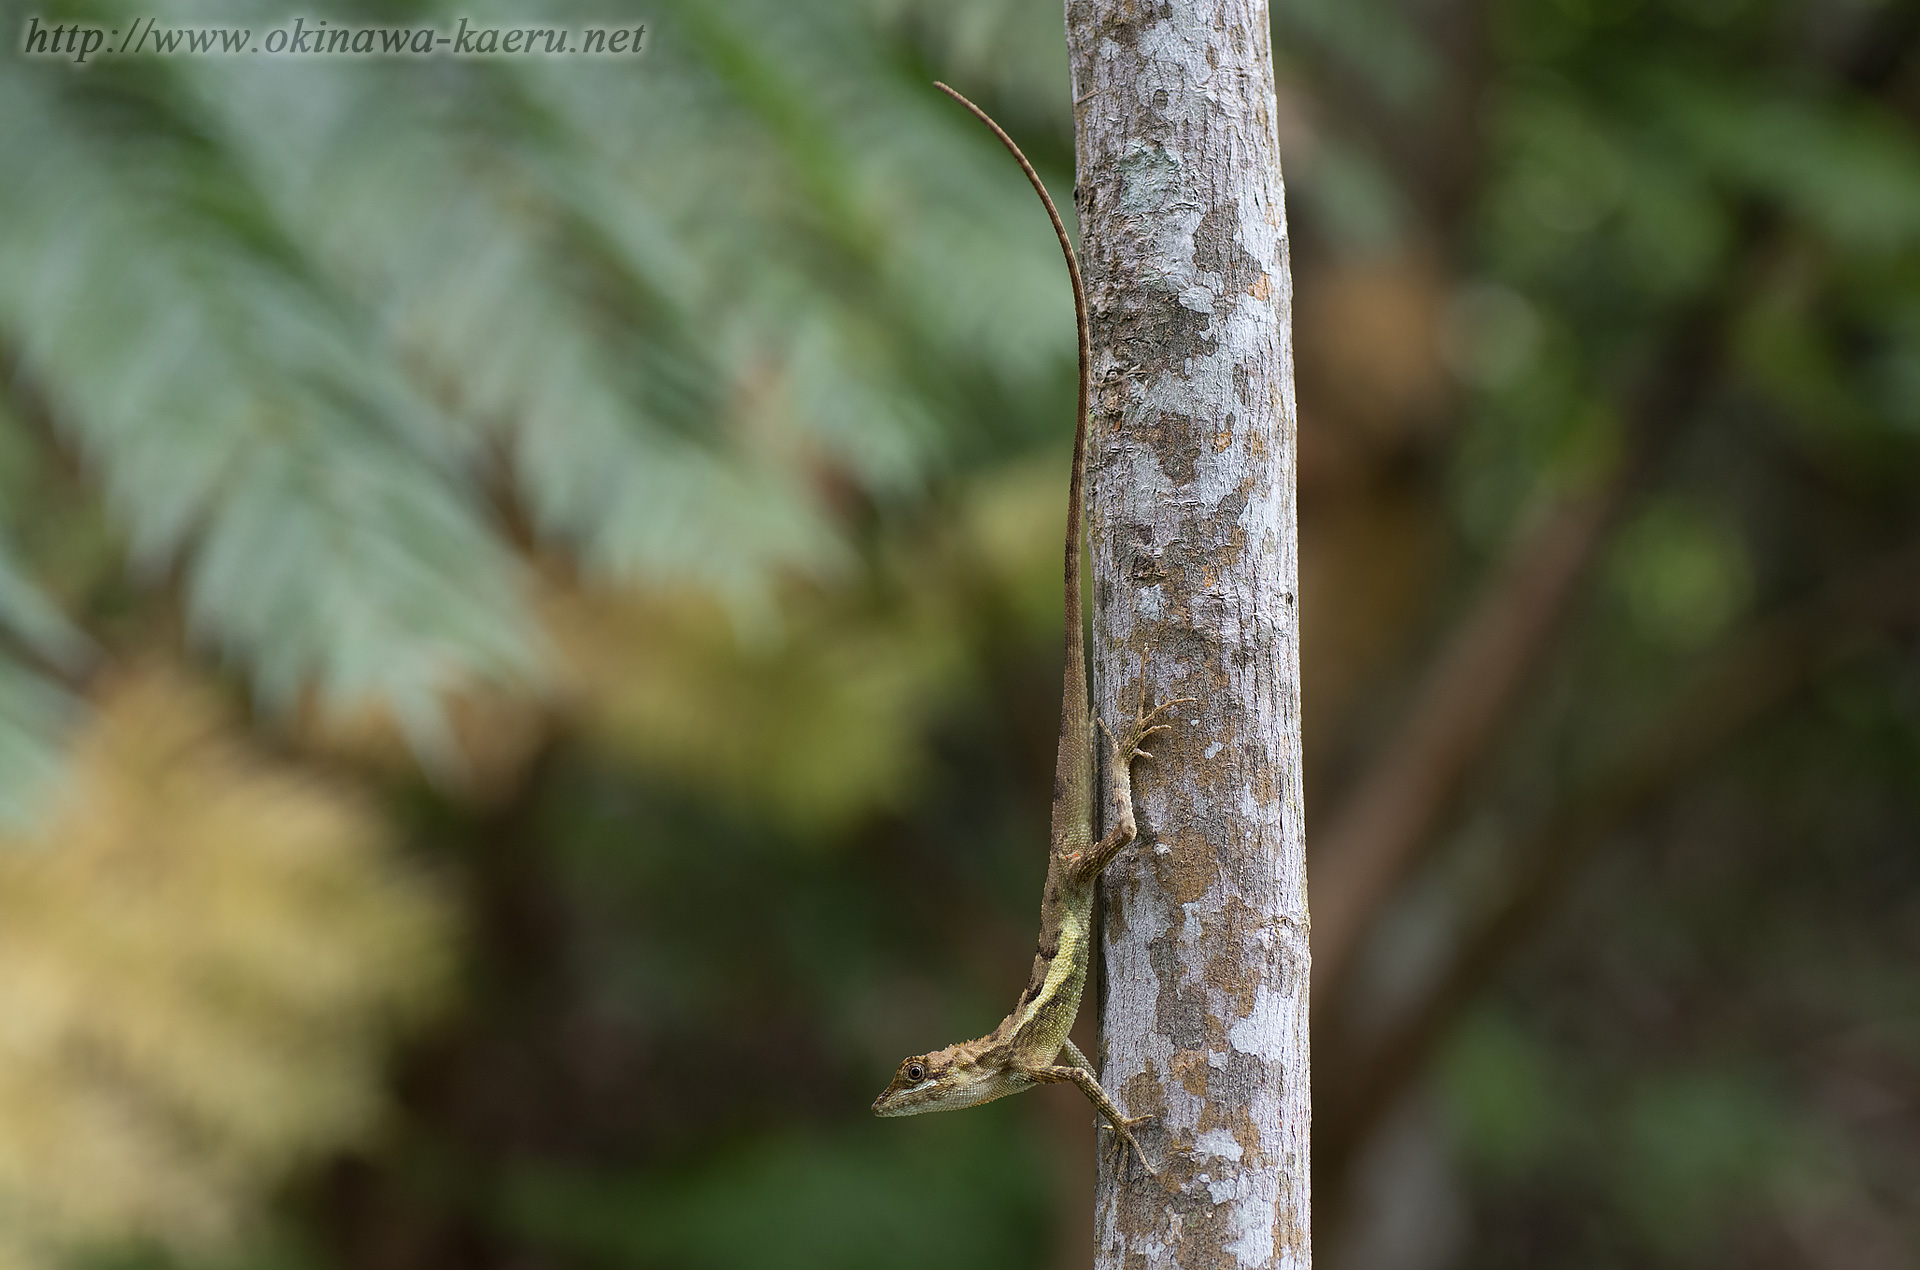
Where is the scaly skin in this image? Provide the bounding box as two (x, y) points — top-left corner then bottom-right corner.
(870, 84), (1191, 1175)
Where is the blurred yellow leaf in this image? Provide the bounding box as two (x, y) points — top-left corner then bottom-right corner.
(294, 678), (552, 807)
(0, 666), (453, 1266)
(547, 579), (967, 837)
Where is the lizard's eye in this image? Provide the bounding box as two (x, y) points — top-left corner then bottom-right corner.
(906, 1062), (926, 1083)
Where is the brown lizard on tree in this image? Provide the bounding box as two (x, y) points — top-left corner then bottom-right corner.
(870, 83), (1190, 1175)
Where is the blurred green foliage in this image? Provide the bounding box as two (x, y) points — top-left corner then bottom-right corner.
(501, 1120), (1050, 1270)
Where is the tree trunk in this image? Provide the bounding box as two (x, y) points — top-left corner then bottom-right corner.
(1066, 3), (1309, 1267)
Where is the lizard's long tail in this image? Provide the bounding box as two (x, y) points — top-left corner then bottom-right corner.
(933, 82), (1093, 795)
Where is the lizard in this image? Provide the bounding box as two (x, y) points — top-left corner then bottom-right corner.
(870, 82), (1191, 1175)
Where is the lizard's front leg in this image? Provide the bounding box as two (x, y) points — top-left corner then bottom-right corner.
(1028, 1040), (1155, 1174)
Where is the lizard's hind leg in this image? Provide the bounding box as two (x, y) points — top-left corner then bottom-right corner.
(1075, 686), (1196, 880)
(1111, 676), (1196, 765)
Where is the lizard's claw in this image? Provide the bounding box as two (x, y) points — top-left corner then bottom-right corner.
(1107, 684), (1197, 768)
(1101, 1114), (1158, 1176)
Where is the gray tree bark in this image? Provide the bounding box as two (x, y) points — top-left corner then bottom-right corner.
(1066, 3), (1309, 1267)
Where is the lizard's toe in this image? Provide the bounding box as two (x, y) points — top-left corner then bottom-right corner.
(1101, 1115), (1158, 1175)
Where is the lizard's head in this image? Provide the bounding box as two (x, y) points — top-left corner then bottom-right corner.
(871, 1044), (993, 1117)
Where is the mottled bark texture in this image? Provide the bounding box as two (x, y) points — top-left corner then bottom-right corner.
(1067, 3), (1308, 1267)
